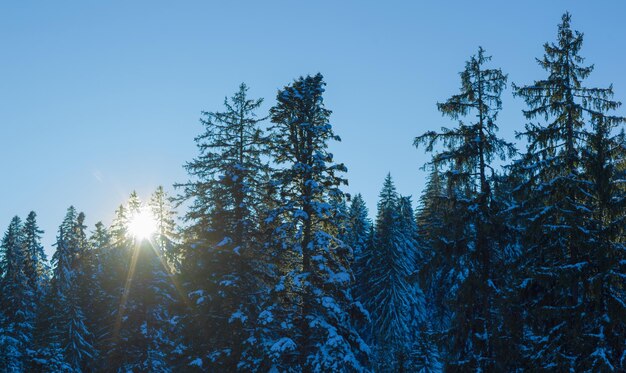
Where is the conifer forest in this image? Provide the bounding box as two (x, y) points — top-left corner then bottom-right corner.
(2, 11), (626, 372)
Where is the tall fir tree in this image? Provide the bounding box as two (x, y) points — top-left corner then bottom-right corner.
(396, 196), (438, 372)
(20, 211), (51, 370)
(511, 12), (625, 370)
(87, 221), (116, 370)
(49, 207), (96, 372)
(176, 83), (271, 370)
(21, 211), (48, 295)
(415, 47), (514, 370)
(97, 205), (133, 367)
(415, 168), (452, 334)
(345, 193), (372, 337)
(266, 73), (368, 371)
(361, 176), (429, 371)
(0, 216), (36, 371)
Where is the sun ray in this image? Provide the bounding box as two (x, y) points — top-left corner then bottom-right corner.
(113, 240), (141, 342)
(113, 207), (191, 342)
(144, 235), (192, 308)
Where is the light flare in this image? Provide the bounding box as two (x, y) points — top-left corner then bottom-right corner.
(128, 208), (157, 240)
(112, 206), (191, 343)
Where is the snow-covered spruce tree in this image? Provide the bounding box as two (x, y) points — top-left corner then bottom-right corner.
(579, 113), (626, 371)
(415, 168), (451, 334)
(48, 207), (95, 372)
(511, 12), (624, 370)
(360, 176), (429, 371)
(87, 220), (117, 369)
(396, 196), (439, 372)
(91, 221), (111, 250)
(362, 175), (401, 367)
(110, 204), (132, 248)
(95, 204), (133, 367)
(22, 211), (49, 296)
(20, 211), (51, 368)
(0, 216), (36, 371)
(345, 194), (371, 262)
(144, 187), (181, 371)
(414, 47), (514, 370)
(241, 166), (287, 371)
(125, 239), (178, 372)
(330, 195), (350, 246)
(266, 73), (368, 371)
(149, 186), (179, 271)
(415, 168), (444, 250)
(345, 193), (372, 340)
(73, 211), (103, 366)
(175, 83), (271, 371)
(147, 186), (184, 369)
(105, 191), (170, 371)
(478, 170), (528, 371)
(104, 193), (179, 372)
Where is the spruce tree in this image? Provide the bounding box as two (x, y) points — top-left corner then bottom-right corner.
(74, 212), (100, 358)
(480, 171), (527, 371)
(97, 205), (133, 367)
(345, 194), (370, 255)
(87, 221), (116, 370)
(49, 207), (95, 372)
(512, 12), (625, 369)
(397, 196), (437, 371)
(104, 193), (179, 372)
(415, 168), (451, 333)
(0, 216), (35, 371)
(110, 204), (131, 248)
(579, 114), (626, 371)
(176, 83), (270, 370)
(415, 47), (513, 370)
(345, 193), (372, 337)
(149, 186), (178, 271)
(266, 74), (368, 371)
(20, 211), (53, 370)
(21, 211), (48, 295)
(144, 188), (181, 371)
(361, 176), (429, 371)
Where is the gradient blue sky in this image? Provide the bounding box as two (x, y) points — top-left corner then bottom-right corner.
(2, 1), (625, 254)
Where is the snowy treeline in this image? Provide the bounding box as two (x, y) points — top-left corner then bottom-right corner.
(1, 13), (625, 372)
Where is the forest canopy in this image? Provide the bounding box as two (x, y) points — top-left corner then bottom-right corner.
(1, 12), (625, 372)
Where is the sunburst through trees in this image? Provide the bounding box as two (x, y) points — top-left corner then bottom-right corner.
(0, 13), (625, 372)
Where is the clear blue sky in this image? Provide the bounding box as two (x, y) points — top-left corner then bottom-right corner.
(2, 1), (625, 255)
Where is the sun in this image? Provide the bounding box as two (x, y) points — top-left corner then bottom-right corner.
(128, 208), (157, 240)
